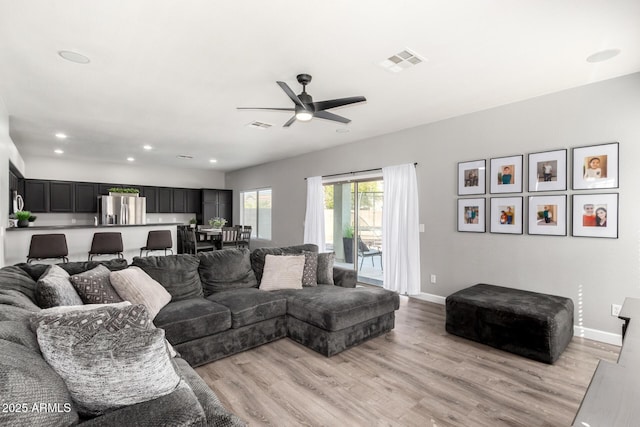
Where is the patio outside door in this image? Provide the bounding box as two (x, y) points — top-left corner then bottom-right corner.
(323, 179), (383, 286)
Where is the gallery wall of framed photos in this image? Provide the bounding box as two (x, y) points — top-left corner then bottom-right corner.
(457, 142), (619, 238)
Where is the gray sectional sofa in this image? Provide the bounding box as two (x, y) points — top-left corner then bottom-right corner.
(0, 243), (400, 426)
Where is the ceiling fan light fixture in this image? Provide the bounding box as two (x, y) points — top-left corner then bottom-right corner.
(295, 110), (313, 122)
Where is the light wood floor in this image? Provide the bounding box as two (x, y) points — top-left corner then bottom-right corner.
(196, 297), (619, 426)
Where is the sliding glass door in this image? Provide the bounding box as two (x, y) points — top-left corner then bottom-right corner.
(323, 178), (383, 286)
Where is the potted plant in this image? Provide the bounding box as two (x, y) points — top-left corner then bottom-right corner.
(208, 217), (227, 231)
(15, 210), (31, 228)
(108, 187), (140, 197)
(189, 217), (197, 228)
(343, 225), (354, 264)
(28, 215), (37, 227)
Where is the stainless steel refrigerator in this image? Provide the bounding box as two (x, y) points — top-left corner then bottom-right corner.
(99, 195), (146, 225)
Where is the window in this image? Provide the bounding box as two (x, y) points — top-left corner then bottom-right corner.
(240, 188), (272, 240)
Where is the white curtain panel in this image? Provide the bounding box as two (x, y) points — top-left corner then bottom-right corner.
(382, 164), (421, 295)
(303, 176), (326, 250)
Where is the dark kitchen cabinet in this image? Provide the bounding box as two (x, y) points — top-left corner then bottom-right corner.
(141, 186), (158, 213)
(23, 180), (49, 213)
(172, 188), (187, 213)
(201, 189), (232, 226)
(75, 182), (98, 213)
(187, 189), (201, 215)
(157, 187), (173, 213)
(49, 181), (74, 213)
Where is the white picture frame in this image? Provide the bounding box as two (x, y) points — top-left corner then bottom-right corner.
(457, 198), (485, 232)
(572, 142), (619, 190)
(490, 155), (523, 194)
(528, 195), (567, 236)
(528, 149), (567, 192)
(572, 193), (618, 238)
(490, 197), (523, 234)
(458, 160), (486, 195)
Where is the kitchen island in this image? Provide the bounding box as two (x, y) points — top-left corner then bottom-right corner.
(4, 223), (182, 266)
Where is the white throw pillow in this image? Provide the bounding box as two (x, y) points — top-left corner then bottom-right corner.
(109, 267), (171, 319)
(259, 255), (305, 291)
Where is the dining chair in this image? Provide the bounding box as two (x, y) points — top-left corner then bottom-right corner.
(221, 226), (240, 248)
(184, 228), (215, 254)
(27, 234), (69, 263)
(88, 232), (124, 260)
(140, 230), (173, 257)
(237, 225), (252, 249)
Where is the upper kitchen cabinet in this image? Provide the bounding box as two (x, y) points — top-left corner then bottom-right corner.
(141, 186), (158, 213)
(187, 189), (201, 214)
(157, 187), (173, 213)
(23, 180), (49, 213)
(172, 188), (187, 213)
(75, 182), (98, 213)
(49, 181), (74, 213)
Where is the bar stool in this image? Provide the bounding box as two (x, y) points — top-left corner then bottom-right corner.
(88, 232), (124, 261)
(140, 230), (173, 257)
(27, 234), (69, 263)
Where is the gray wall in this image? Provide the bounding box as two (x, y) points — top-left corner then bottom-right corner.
(226, 72), (640, 339)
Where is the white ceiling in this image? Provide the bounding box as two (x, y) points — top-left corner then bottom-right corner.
(0, 0), (638, 172)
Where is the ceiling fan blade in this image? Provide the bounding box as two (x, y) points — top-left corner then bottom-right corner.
(283, 116), (297, 127)
(277, 81), (307, 109)
(313, 110), (351, 124)
(313, 96), (366, 111)
(236, 107), (295, 111)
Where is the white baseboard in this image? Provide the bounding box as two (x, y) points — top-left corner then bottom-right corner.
(412, 292), (622, 347)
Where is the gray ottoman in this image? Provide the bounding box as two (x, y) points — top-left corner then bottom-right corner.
(445, 284), (574, 364)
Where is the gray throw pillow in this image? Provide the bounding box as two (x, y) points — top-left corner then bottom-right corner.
(301, 251), (318, 287)
(198, 248), (258, 296)
(0, 339), (79, 426)
(36, 265), (84, 308)
(317, 252), (336, 285)
(37, 326), (181, 416)
(132, 255), (203, 302)
(0, 266), (38, 304)
(33, 303), (151, 333)
(70, 265), (123, 305)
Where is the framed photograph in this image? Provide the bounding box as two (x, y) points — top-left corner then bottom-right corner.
(490, 155), (523, 194)
(457, 198), (485, 232)
(572, 142), (619, 190)
(458, 160), (486, 195)
(572, 193), (618, 238)
(528, 195), (567, 236)
(528, 149), (567, 192)
(490, 197), (523, 234)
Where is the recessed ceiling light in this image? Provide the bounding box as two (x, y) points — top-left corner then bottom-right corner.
(58, 50), (91, 64)
(55, 132), (67, 139)
(54, 149), (64, 154)
(209, 159), (218, 163)
(127, 157), (135, 162)
(586, 49), (621, 63)
(143, 145), (152, 150)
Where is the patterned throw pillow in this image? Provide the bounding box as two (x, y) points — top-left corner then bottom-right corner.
(259, 255), (305, 291)
(70, 265), (123, 304)
(36, 265), (84, 308)
(37, 326), (181, 416)
(317, 252), (336, 285)
(33, 304), (151, 333)
(301, 251), (318, 287)
(109, 267), (171, 319)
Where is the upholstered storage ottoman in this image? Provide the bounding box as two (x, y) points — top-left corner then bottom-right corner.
(275, 285), (400, 357)
(445, 284), (574, 364)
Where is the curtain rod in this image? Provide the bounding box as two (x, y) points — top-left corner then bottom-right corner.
(305, 162), (418, 180)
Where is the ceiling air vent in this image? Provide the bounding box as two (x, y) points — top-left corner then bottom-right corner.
(379, 48), (425, 73)
(247, 121), (272, 130)
(177, 155), (193, 160)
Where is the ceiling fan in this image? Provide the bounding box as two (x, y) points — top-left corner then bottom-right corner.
(237, 74), (366, 127)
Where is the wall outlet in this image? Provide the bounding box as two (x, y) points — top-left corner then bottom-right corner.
(611, 304), (622, 317)
(430, 274), (436, 284)
(71, 218), (76, 224)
